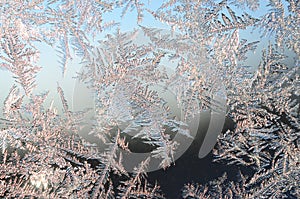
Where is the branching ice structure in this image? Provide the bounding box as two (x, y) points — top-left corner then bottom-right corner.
(0, 0), (299, 198)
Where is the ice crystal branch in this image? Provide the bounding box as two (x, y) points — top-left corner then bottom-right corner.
(0, 30), (41, 95)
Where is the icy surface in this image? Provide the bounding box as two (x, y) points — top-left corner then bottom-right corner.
(0, 0), (299, 198)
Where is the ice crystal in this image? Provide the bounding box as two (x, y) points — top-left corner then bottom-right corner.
(0, 0), (299, 198)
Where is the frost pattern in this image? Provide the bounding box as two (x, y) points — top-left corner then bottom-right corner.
(0, 0), (299, 198)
